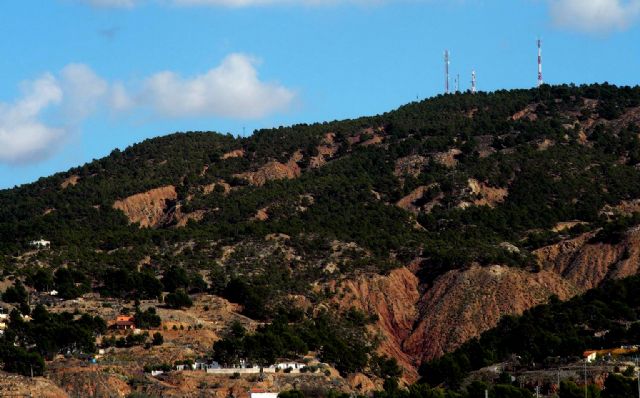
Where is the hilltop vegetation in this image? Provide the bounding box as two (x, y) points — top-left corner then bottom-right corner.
(2, 83), (640, 394)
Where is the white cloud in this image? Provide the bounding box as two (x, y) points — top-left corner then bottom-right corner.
(109, 82), (135, 111)
(0, 74), (65, 164)
(548, 0), (640, 33)
(0, 54), (294, 165)
(142, 53), (295, 118)
(60, 64), (109, 122)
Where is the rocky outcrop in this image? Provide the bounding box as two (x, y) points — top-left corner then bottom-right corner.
(403, 264), (578, 363)
(433, 149), (462, 168)
(467, 178), (508, 207)
(394, 155), (429, 178)
(511, 104), (538, 121)
(253, 207), (269, 221)
(113, 186), (177, 228)
(310, 133), (339, 168)
(396, 185), (441, 214)
(234, 152), (302, 186)
(222, 149), (245, 159)
(174, 209), (206, 228)
(202, 180), (231, 195)
(534, 228), (640, 290)
(601, 199), (640, 217)
(60, 175), (80, 189)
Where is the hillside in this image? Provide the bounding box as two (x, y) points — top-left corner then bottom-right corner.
(3, 83), (640, 396)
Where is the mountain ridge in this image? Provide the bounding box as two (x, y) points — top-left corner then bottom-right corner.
(3, 83), (640, 394)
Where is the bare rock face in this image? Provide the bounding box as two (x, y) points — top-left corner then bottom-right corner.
(534, 228), (640, 290)
(601, 199), (640, 217)
(319, 224), (640, 381)
(394, 155), (429, 178)
(467, 179), (508, 208)
(173, 208), (206, 228)
(60, 175), (80, 189)
(221, 149), (245, 159)
(433, 149), (462, 168)
(113, 185), (177, 228)
(511, 104), (539, 121)
(396, 185), (442, 215)
(332, 267), (421, 382)
(403, 265), (578, 363)
(253, 207), (269, 221)
(234, 152), (302, 186)
(310, 133), (340, 169)
(202, 180), (231, 195)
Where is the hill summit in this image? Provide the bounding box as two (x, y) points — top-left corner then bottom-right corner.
(2, 83), (640, 395)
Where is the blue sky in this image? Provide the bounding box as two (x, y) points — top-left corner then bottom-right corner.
(1, 0), (640, 189)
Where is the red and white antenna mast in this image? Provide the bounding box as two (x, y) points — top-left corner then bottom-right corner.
(537, 39), (543, 87)
(471, 70), (477, 94)
(444, 50), (450, 94)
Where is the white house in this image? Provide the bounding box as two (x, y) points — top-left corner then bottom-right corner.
(275, 362), (306, 370)
(49, 290), (58, 296)
(30, 239), (51, 248)
(250, 389), (279, 398)
(583, 351), (597, 363)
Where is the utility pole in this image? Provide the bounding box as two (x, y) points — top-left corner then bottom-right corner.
(584, 359), (587, 398)
(444, 50), (450, 94)
(537, 38), (544, 87)
(471, 70), (477, 94)
(456, 73), (460, 93)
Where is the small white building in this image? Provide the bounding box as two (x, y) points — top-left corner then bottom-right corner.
(250, 389), (278, 398)
(583, 351), (597, 363)
(275, 362), (306, 370)
(49, 290), (59, 296)
(30, 239), (51, 248)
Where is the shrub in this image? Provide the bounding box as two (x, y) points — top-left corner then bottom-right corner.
(152, 332), (164, 346)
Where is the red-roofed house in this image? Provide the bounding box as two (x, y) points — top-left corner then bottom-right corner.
(115, 315), (135, 330)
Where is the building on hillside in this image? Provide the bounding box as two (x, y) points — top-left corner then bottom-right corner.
(249, 388), (279, 398)
(197, 360), (220, 371)
(583, 350), (597, 363)
(115, 315), (135, 330)
(29, 239), (50, 248)
(275, 361), (306, 370)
